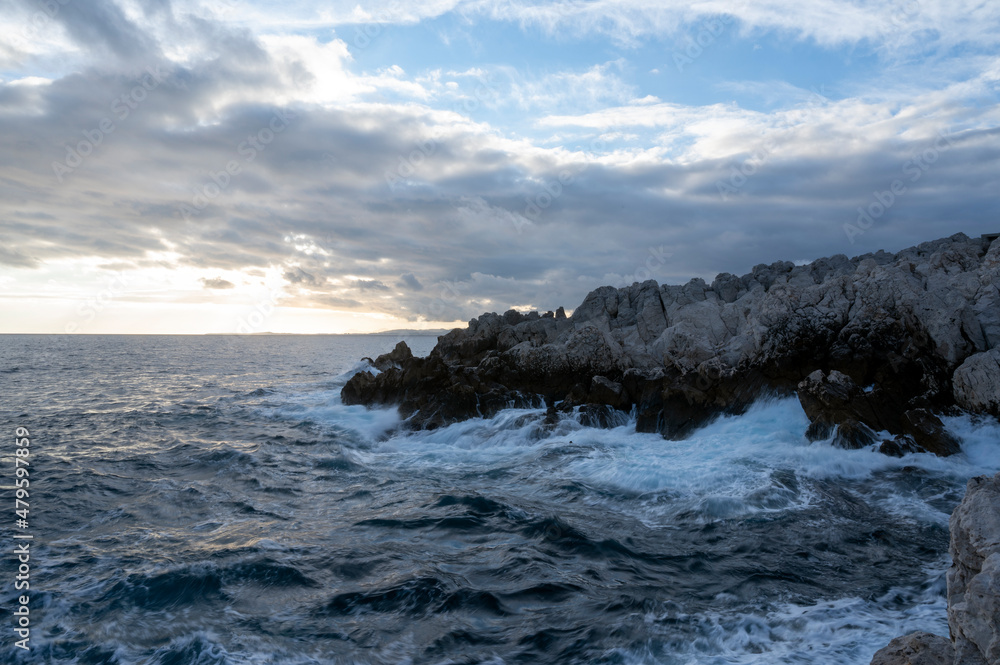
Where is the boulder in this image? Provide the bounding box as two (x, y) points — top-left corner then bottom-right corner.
(589, 375), (626, 410)
(797, 370), (865, 433)
(869, 632), (954, 665)
(373, 340), (413, 371)
(900, 409), (962, 457)
(948, 472), (1000, 665)
(953, 349), (1000, 417)
(796, 371), (962, 455)
(834, 419), (880, 450)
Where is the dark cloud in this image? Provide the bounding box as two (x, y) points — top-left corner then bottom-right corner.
(353, 279), (390, 291)
(0, 244), (38, 268)
(1, 1), (999, 325)
(282, 268), (325, 286)
(398, 273), (424, 290)
(201, 277), (235, 289)
(45, 0), (164, 62)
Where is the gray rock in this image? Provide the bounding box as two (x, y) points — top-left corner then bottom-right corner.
(953, 349), (1000, 417)
(948, 472), (1000, 665)
(343, 233), (1000, 437)
(869, 632), (954, 665)
(590, 375), (626, 410)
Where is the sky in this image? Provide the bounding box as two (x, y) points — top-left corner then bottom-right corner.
(1, 0), (998, 334)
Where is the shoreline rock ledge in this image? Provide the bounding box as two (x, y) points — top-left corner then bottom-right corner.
(342, 232), (1000, 454)
(871, 471), (1000, 665)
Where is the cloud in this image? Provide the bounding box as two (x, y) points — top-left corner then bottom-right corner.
(200, 276), (235, 289)
(1, 0), (999, 331)
(283, 268), (325, 286)
(398, 273), (424, 291)
(353, 279), (390, 291)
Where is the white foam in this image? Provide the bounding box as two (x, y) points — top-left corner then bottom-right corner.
(613, 563), (950, 665)
(257, 385), (402, 442)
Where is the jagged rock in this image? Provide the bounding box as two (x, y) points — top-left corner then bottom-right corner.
(953, 349), (1000, 417)
(948, 472), (1000, 665)
(869, 632), (954, 665)
(590, 375), (626, 410)
(900, 409), (962, 457)
(797, 370), (865, 431)
(342, 233), (1000, 440)
(834, 419), (880, 450)
(576, 403), (630, 429)
(879, 434), (922, 458)
(796, 370), (894, 447)
(796, 371), (962, 455)
(373, 340), (413, 371)
(341, 369), (377, 405)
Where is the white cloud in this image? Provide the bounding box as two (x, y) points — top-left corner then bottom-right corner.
(2, 0), (1000, 332)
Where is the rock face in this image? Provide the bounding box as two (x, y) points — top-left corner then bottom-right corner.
(953, 349), (1000, 418)
(343, 233), (1000, 445)
(948, 473), (1000, 665)
(871, 471), (1000, 665)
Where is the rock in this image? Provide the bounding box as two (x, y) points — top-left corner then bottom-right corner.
(953, 349), (1000, 417)
(342, 233), (1000, 441)
(869, 632), (954, 665)
(834, 419), (879, 450)
(806, 420), (835, 441)
(796, 371), (962, 455)
(590, 375), (626, 410)
(576, 403), (630, 429)
(879, 434), (922, 458)
(901, 409), (962, 457)
(797, 369), (864, 429)
(373, 340), (413, 371)
(948, 472), (1000, 665)
(341, 370), (377, 405)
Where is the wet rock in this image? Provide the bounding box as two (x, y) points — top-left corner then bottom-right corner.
(342, 233), (999, 442)
(797, 370), (864, 428)
(834, 419), (879, 450)
(373, 340), (413, 371)
(576, 404), (629, 429)
(590, 375), (626, 410)
(797, 371), (962, 456)
(869, 632), (954, 665)
(879, 435), (922, 458)
(900, 409), (962, 457)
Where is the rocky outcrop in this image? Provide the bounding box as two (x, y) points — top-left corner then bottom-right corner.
(948, 472), (1000, 665)
(871, 472), (1000, 665)
(343, 233), (1000, 445)
(795, 369), (962, 455)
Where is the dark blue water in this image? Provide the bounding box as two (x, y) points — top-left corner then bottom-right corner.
(2, 335), (999, 664)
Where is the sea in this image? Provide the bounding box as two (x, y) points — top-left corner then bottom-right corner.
(1, 334), (999, 665)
